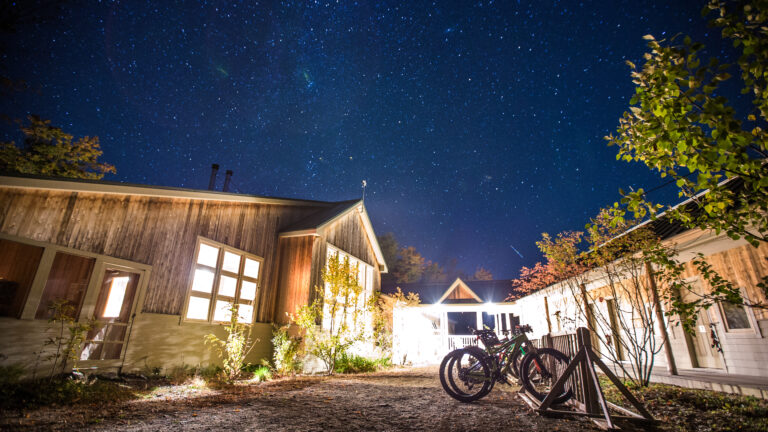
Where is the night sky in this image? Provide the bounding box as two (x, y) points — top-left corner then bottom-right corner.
(1, 1), (737, 278)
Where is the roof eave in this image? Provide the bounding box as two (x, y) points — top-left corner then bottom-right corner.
(0, 175), (332, 207)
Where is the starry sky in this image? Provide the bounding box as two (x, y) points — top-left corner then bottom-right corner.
(0, 1), (739, 278)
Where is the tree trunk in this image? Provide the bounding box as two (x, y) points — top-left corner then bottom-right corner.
(645, 261), (678, 376)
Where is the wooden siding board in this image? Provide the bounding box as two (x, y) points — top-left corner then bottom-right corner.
(0, 187), (321, 320)
(273, 236), (315, 324)
(324, 210), (376, 267)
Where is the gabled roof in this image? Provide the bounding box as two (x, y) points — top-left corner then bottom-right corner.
(0, 174), (389, 272)
(436, 278), (483, 303)
(280, 199), (388, 273)
(381, 277), (517, 304)
(280, 200), (361, 234)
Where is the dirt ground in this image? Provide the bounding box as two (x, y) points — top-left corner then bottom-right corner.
(2, 367), (608, 431)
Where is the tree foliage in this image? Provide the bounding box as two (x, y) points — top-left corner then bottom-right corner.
(0, 115), (116, 179)
(391, 246), (425, 283)
(607, 1), (768, 246)
(377, 233), (399, 269)
(422, 260), (448, 282)
(606, 0), (768, 326)
(292, 253), (368, 374)
(378, 234), (480, 283)
(204, 304), (256, 381)
(471, 266), (494, 281)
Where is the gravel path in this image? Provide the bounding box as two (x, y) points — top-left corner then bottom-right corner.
(3, 367), (604, 431)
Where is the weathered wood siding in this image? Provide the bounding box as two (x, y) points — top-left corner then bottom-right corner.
(273, 236), (315, 323)
(680, 242), (768, 321)
(446, 284), (476, 300)
(325, 209), (377, 266)
(0, 187), (322, 322)
(309, 209), (381, 297)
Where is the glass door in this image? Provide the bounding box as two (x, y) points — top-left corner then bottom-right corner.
(80, 268), (140, 361)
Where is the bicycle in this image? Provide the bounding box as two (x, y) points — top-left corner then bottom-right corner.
(439, 326), (572, 404)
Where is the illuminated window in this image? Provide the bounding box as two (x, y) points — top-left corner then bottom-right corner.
(184, 238), (262, 323)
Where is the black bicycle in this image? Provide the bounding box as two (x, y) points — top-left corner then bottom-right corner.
(439, 326), (572, 404)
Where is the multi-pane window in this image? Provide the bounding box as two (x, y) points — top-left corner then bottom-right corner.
(185, 238), (262, 324)
(719, 300), (752, 331)
(35, 252), (95, 320)
(0, 239), (44, 318)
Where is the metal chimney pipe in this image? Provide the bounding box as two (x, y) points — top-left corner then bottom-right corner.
(223, 170), (233, 192)
(208, 164), (220, 190)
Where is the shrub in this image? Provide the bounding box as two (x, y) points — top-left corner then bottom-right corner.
(293, 254), (368, 374)
(250, 366), (273, 382)
(205, 305), (257, 381)
(334, 353), (380, 374)
(167, 364), (222, 385)
(271, 324), (303, 375)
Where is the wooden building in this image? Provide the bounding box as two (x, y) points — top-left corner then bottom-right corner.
(0, 175), (386, 375)
(383, 278), (518, 365)
(510, 217), (768, 380)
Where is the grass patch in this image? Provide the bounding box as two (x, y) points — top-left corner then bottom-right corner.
(334, 354), (391, 374)
(599, 376), (768, 431)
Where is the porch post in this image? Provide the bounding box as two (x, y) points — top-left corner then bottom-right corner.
(441, 311), (448, 351)
(476, 308), (483, 331)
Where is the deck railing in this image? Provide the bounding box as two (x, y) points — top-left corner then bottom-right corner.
(445, 335), (477, 351)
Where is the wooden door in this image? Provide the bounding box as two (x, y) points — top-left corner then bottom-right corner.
(680, 289), (723, 369)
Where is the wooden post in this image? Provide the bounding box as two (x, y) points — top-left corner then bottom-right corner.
(645, 261), (678, 376)
(542, 333), (553, 350)
(577, 327), (600, 415)
(532, 327), (655, 427)
(579, 283), (595, 331)
(544, 296), (553, 333)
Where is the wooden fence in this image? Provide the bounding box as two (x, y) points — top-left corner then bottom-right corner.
(538, 331), (587, 407)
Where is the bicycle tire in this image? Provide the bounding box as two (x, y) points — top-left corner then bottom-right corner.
(460, 345), (496, 396)
(438, 348), (492, 403)
(519, 347), (573, 404)
(506, 348), (523, 380)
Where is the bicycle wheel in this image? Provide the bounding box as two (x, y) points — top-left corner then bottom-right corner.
(507, 348), (523, 380)
(438, 348), (492, 403)
(519, 348), (573, 404)
(461, 345), (496, 396)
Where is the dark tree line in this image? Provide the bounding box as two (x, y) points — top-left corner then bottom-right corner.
(377, 233), (493, 284)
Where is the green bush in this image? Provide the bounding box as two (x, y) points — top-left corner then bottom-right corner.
(334, 353), (381, 374)
(250, 366), (273, 382)
(0, 363), (25, 385)
(373, 356), (392, 368)
(271, 324), (303, 375)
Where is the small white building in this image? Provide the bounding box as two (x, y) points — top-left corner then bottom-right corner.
(384, 278), (519, 365)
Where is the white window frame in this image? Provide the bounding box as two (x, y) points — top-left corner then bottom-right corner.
(714, 287), (761, 337)
(0, 233), (151, 364)
(182, 236), (263, 324)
